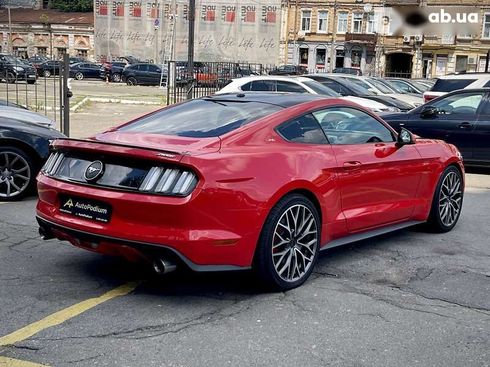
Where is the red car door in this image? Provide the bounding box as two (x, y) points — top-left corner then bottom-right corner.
(313, 106), (425, 232)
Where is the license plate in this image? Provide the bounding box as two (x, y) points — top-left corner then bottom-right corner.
(59, 195), (112, 223)
(28, 75), (36, 78)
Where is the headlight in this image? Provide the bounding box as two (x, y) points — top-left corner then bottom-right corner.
(139, 166), (198, 196)
(13, 66), (24, 72)
(386, 106), (401, 112)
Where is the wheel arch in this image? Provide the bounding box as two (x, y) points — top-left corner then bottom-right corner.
(0, 138), (44, 168)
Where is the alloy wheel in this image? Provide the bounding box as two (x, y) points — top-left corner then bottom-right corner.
(0, 151), (31, 199)
(272, 204), (318, 282)
(438, 171), (462, 227)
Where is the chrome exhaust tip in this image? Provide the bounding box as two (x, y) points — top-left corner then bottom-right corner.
(152, 258), (177, 275)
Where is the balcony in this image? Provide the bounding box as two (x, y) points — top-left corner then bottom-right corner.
(345, 33), (378, 44)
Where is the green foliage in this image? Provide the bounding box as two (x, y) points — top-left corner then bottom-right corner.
(49, 0), (93, 12)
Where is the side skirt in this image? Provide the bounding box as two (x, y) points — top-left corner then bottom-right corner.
(321, 220), (424, 251)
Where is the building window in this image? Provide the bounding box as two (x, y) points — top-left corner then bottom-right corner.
(317, 10), (328, 33)
(77, 49), (88, 59)
(37, 47), (47, 56)
(352, 12), (363, 33)
(299, 46), (309, 66)
(301, 10), (311, 32)
(336, 49), (345, 68)
(316, 48), (326, 67)
(483, 13), (490, 38)
(56, 48), (67, 59)
(351, 49), (362, 68)
(366, 13), (376, 33)
(337, 12), (348, 34)
(455, 55), (468, 72)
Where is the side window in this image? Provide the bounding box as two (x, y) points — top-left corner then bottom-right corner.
(392, 80), (411, 93)
(313, 107), (395, 145)
(483, 80), (490, 88)
(320, 80), (343, 94)
(431, 92), (484, 115)
(250, 80), (276, 91)
(276, 114), (328, 144)
(148, 64), (160, 73)
(276, 81), (307, 93)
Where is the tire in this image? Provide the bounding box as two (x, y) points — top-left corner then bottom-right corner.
(75, 72), (84, 80)
(126, 77), (137, 86)
(112, 73), (121, 82)
(0, 146), (35, 201)
(426, 166), (463, 233)
(254, 194), (321, 291)
(6, 72), (17, 84)
(43, 70), (51, 77)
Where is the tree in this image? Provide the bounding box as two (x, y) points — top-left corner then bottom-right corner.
(49, 0), (93, 12)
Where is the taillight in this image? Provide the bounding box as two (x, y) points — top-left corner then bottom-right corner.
(139, 167), (198, 196)
(42, 151), (65, 176)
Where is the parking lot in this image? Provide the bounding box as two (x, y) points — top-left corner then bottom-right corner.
(0, 172), (488, 366)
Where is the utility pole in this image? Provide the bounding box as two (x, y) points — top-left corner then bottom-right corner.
(7, 0), (13, 54)
(186, 0), (195, 100)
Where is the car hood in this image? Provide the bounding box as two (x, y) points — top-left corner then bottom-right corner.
(0, 116), (65, 138)
(94, 131), (222, 155)
(0, 107), (55, 128)
(363, 95), (413, 111)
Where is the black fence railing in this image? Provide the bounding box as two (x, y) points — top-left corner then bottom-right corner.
(1, 55), (70, 133)
(166, 61), (267, 105)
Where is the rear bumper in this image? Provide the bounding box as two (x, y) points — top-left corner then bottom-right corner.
(36, 174), (262, 270)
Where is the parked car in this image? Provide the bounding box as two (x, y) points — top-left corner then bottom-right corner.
(337, 75), (424, 108)
(122, 63), (166, 86)
(382, 88), (490, 166)
(37, 60), (62, 77)
(101, 56), (141, 82)
(69, 57), (85, 65)
(423, 73), (490, 103)
(36, 93), (464, 290)
(217, 76), (394, 113)
(0, 116), (65, 200)
(382, 78), (426, 94)
(0, 53), (37, 84)
(305, 74), (412, 112)
(333, 67), (362, 76)
(0, 106), (55, 128)
(28, 55), (49, 69)
(269, 65), (307, 76)
(70, 62), (103, 80)
(0, 100), (27, 109)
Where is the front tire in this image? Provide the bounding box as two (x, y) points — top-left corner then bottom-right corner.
(75, 72), (84, 80)
(426, 166), (463, 233)
(254, 194), (321, 291)
(43, 70), (51, 77)
(0, 146), (35, 201)
(112, 73), (121, 82)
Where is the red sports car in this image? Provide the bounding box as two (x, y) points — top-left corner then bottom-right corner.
(36, 93), (464, 290)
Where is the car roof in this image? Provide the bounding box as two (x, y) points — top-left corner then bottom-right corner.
(206, 92), (327, 108)
(436, 73), (490, 80)
(232, 75), (315, 83)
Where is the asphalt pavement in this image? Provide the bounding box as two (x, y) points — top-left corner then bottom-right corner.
(0, 174), (488, 367)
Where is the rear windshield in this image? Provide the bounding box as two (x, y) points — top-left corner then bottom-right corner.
(118, 99), (283, 137)
(302, 80), (339, 97)
(431, 78), (477, 92)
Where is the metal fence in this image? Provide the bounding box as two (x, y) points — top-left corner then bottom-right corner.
(166, 61), (267, 105)
(1, 54), (70, 135)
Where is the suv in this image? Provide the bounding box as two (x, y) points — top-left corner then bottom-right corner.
(269, 65), (307, 76)
(122, 63), (166, 86)
(423, 73), (490, 102)
(0, 53), (37, 84)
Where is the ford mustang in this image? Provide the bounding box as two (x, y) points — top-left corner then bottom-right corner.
(36, 93), (464, 290)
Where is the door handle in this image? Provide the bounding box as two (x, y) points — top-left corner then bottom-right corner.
(458, 122), (473, 129)
(343, 161), (362, 168)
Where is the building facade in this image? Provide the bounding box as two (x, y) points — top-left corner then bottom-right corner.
(284, 0), (490, 77)
(0, 8), (94, 60)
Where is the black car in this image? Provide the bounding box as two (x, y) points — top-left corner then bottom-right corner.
(382, 88), (490, 166)
(305, 74), (413, 112)
(0, 53), (37, 84)
(269, 65), (307, 76)
(122, 63), (166, 86)
(37, 60), (62, 77)
(0, 117), (65, 200)
(100, 61), (128, 82)
(70, 62), (102, 80)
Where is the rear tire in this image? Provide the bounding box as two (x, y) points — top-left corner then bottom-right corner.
(75, 72), (84, 80)
(254, 194), (320, 291)
(6, 72), (17, 84)
(0, 146), (35, 201)
(426, 166), (463, 233)
(127, 77), (137, 86)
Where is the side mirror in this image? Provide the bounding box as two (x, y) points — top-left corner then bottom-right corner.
(396, 128), (415, 147)
(420, 105), (438, 118)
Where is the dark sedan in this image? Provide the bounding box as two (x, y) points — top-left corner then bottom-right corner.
(269, 65), (307, 76)
(70, 62), (102, 80)
(306, 74), (413, 112)
(382, 88), (490, 166)
(122, 63), (166, 86)
(1, 117), (65, 200)
(38, 60), (62, 77)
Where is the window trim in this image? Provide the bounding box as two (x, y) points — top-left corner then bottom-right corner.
(366, 13), (376, 34)
(482, 12), (490, 39)
(337, 11), (349, 34)
(300, 9), (312, 33)
(317, 9), (329, 34)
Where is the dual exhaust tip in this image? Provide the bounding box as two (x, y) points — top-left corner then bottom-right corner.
(39, 226), (177, 275)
